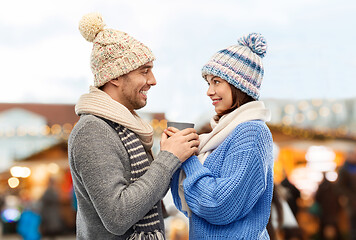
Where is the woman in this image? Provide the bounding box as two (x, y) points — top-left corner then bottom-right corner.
(167, 33), (274, 239)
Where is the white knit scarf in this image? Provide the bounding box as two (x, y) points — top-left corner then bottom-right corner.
(178, 101), (271, 216)
(75, 86), (154, 150)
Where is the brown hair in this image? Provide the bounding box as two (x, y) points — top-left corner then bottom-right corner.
(216, 83), (255, 119)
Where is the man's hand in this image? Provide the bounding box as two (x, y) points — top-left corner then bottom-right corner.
(160, 127), (199, 162)
(164, 127), (179, 137)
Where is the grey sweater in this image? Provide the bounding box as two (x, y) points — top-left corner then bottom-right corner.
(68, 115), (181, 239)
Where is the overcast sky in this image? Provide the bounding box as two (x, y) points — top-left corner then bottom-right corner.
(1, 0), (355, 122)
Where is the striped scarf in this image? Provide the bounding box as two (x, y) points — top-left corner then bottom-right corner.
(101, 118), (165, 240)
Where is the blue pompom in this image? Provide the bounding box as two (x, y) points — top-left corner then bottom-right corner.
(238, 33), (267, 58)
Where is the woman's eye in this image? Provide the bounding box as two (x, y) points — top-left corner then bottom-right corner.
(214, 80), (220, 84)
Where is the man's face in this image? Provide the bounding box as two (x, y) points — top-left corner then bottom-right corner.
(116, 62), (156, 112)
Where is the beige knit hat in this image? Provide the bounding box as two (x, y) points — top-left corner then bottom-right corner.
(79, 13), (155, 87)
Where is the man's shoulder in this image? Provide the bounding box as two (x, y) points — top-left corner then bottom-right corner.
(73, 114), (108, 131)
(69, 114), (114, 144)
(76, 114), (102, 124)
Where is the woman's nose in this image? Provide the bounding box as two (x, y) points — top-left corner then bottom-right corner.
(207, 85), (215, 96)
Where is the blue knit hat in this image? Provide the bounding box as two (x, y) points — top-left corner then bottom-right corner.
(201, 33), (267, 100)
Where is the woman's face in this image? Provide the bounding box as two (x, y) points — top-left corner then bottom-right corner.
(206, 75), (233, 114)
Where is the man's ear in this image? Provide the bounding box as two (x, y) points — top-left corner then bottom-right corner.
(109, 78), (121, 87)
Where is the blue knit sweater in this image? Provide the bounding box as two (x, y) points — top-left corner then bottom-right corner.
(171, 120), (274, 239)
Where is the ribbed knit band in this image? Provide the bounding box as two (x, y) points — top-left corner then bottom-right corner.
(202, 33), (267, 100)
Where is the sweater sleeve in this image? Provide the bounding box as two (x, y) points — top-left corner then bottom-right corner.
(181, 123), (272, 225)
(170, 167), (189, 217)
(70, 119), (181, 235)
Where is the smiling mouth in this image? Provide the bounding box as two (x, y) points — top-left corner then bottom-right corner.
(212, 99), (222, 105)
(140, 90), (148, 99)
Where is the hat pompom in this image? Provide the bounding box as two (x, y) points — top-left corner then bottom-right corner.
(79, 13), (106, 42)
(238, 33), (267, 58)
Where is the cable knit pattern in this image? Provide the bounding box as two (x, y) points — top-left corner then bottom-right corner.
(171, 120), (274, 239)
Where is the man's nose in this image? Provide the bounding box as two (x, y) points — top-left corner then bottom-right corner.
(147, 73), (157, 86)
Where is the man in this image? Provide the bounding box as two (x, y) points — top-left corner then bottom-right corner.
(68, 13), (199, 240)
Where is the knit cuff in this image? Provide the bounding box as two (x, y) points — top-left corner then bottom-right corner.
(154, 151), (181, 176)
(182, 155), (203, 175)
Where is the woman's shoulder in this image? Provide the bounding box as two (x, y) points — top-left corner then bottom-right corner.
(223, 120), (272, 147)
(232, 120), (270, 136)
